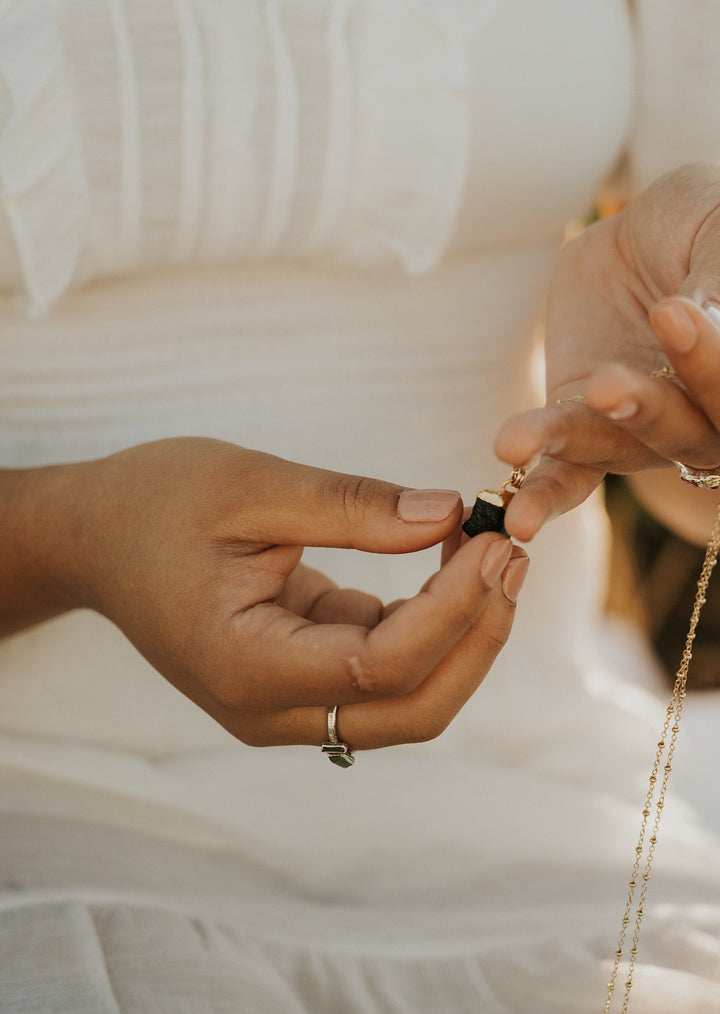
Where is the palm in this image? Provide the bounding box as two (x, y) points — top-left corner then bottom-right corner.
(546, 216), (664, 402)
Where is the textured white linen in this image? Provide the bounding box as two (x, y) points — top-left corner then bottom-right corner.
(2, 1), (720, 1011)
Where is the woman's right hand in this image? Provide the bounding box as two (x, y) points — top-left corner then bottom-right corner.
(493, 164), (720, 543)
(6, 438), (528, 752)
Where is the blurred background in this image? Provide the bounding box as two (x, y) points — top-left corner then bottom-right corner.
(605, 474), (720, 691)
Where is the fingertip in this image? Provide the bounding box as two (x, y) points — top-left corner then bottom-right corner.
(493, 412), (546, 467)
(502, 498), (548, 543)
(503, 519), (538, 543)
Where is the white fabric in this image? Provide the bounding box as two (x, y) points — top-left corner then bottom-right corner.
(2, 1), (720, 1011)
(630, 0), (720, 189)
(0, 0), (88, 312)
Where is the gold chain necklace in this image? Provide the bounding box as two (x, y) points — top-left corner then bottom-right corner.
(465, 478), (720, 1012)
(603, 499), (720, 1011)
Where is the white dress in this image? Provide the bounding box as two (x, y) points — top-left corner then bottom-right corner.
(2, 1), (720, 1011)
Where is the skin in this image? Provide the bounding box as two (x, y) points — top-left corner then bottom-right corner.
(0, 439), (528, 751)
(8, 163), (720, 754)
(494, 162), (720, 546)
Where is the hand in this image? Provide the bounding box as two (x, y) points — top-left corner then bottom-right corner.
(494, 163), (720, 540)
(25, 438), (528, 750)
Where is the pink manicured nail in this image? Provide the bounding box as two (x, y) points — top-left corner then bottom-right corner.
(661, 303), (697, 352)
(607, 398), (638, 421)
(502, 554), (529, 603)
(480, 538), (513, 586)
(397, 488), (460, 523)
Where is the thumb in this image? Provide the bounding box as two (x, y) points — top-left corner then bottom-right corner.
(251, 457), (463, 553)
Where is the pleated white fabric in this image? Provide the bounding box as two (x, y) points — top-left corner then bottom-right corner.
(0, 0), (88, 312)
(3, 2), (720, 1012)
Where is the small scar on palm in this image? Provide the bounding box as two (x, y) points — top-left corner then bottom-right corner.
(346, 655), (378, 693)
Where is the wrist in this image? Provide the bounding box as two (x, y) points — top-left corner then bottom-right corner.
(0, 462), (89, 636)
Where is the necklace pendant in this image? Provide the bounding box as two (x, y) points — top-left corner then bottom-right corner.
(462, 494), (508, 537)
(462, 466), (526, 539)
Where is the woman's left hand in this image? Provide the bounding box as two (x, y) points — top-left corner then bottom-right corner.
(494, 162), (720, 541)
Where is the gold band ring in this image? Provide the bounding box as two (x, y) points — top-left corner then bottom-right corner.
(673, 460), (720, 490)
(554, 394), (585, 406)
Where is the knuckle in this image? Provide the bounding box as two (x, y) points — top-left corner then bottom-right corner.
(382, 660), (418, 697)
(232, 720), (271, 748)
(471, 608), (513, 659)
(405, 709), (452, 744)
(474, 612), (513, 661)
(484, 626), (511, 658)
(540, 472), (573, 503)
(225, 708), (279, 748)
(347, 650), (418, 698)
(451, 597), (482, 628)
(210, 670), (252, 712)
(323, 473), (378, 533)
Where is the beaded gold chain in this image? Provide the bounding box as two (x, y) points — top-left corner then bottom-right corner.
(603, 500), (720, 1012)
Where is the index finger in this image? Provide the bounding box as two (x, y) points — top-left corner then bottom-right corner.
(501, 455), (606, 542)
(494, 401), (655, 475)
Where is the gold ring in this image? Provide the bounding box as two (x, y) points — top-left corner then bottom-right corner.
(554, 394), (585, 406)
(650, 365), (679, 380)
(321, 705), (355, 768)
(673, 460), (720, 490)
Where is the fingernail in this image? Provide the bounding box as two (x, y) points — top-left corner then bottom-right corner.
(397, 488), (460, 523)
(480, 537), (513, 586)
(661, 303), (697, 352)
(702, 300), (720, 331)
(502, 554), (529, 603)
(606, 398), (638, 421)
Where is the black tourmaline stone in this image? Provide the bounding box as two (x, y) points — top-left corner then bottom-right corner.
(462, 496), (508, 538)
